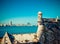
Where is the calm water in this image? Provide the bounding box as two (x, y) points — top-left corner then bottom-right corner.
(0, 26), (37, 37)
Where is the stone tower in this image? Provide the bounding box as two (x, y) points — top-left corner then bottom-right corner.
(37, 11), (44, 40)
(38, 11), (42, 25)
(56, 16), (59, 22)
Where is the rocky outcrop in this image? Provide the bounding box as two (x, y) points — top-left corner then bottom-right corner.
(40, 22), (60, 44)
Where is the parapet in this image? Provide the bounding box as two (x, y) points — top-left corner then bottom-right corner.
(38, 11), (42, 15)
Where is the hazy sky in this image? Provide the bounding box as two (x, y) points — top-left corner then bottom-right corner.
(0, 0), (60, 24)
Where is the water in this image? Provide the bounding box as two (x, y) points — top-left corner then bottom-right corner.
(0, 26), (37, 38)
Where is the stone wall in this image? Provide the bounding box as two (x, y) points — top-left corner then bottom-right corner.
(40, 22), (60, 44)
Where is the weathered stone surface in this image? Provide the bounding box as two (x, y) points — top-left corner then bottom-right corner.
(40, 22), (60, 44)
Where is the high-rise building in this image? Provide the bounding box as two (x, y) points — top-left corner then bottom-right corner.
(9, 21), (12, 26)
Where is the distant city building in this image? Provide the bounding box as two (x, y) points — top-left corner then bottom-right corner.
(9, 21), (12, 26)
(27, 22), (31, 26)
(0, 24), (3, 26)
(0, 11), (44, 44)
(0, 11), (60, 44)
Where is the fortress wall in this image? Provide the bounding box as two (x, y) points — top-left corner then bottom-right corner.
(37, 11), (44, 41)
(13, 33), (37, 43)
(12, 11), (44, 43)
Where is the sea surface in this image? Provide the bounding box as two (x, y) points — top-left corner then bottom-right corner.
(0, 26), (37, 37)
(0, 26), (37, 34)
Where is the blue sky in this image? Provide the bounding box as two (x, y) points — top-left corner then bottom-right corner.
(0, 0), (60, 25)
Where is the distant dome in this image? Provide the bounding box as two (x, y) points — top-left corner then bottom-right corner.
(38, 11), (42, 15)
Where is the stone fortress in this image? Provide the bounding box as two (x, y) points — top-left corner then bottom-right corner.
(0, 11), (60, 44)
(1, 11), (44, 44)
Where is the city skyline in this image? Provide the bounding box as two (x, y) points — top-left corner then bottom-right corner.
(0, 0), (60, 25)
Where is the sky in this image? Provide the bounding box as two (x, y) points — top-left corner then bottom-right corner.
(0, 0), (60, 25)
